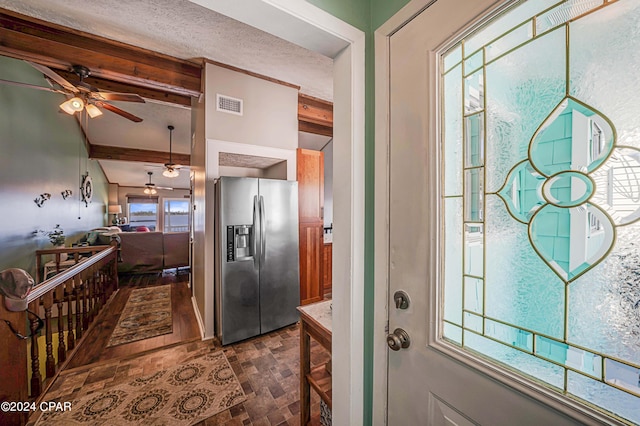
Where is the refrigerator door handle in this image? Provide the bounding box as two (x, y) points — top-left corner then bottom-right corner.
(260, 195), (266, 264)
(253, 195), (259, 268)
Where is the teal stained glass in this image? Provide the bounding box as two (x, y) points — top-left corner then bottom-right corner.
(441, 0), (640, 422)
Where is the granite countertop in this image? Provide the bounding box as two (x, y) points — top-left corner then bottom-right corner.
(298, 299), (332, 333)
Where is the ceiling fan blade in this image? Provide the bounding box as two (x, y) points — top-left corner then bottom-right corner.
(94, 101), (143, 122)
(25, 61), (78, 93)
(91, 92), (145, 103)
(0, 78), (65, 94)
(164, 163), (184, 169)
(144, 183), (173, 191)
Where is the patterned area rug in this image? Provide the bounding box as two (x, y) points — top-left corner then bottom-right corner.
(37, 352), (246, 425)
(107, 285), (172, 347)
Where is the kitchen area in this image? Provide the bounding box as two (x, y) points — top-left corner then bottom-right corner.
(192, 61), (335, 425)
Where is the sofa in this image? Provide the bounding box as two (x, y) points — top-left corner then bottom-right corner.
(118, 231), (189, 274)
(82, 228), (189, 274)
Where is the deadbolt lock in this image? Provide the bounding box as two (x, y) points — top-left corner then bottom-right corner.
(386, 328), (411, 351)
(393, 290), (410, 309)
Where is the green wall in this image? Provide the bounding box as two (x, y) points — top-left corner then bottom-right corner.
(308, 0), (411, 30)
(371, 0), (412, 30)
(0, 56), (109, 279)
(304, 1), (411, 425)
(308, 0), (370, 31)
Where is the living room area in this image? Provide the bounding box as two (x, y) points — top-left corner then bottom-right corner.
(0, 1), (342, 423)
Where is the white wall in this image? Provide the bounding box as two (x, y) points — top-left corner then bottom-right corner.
(197, 64), (299, 339)
(191, 86), (208, 338)
(205, 63), (298, 150)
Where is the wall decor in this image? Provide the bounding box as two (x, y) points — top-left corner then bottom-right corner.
(80, 173), (93, 207)
(34, 193), (51, 207)
(61, 189), (73, 200)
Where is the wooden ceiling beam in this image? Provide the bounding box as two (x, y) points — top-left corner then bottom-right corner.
(0, 9), (335, 137)
(299, 120), (333, 137)
(90, 144), (191, 166)
(56, 71), (192, 107)
(298, 93), (332, 136)
(0, 9), (202, 98)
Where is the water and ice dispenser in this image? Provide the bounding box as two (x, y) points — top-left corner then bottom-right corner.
(226, 225), (253, 261)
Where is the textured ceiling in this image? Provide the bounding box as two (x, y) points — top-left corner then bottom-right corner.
(84, 101), (192, 154)
(0, 0), (334, 101)
(99, 159), (191, 190)
(0, 0), (334, 188)
(219, 152), (285, 169)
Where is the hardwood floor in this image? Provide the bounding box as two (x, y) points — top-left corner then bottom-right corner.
(41, 325), (328, 425)
(65, 270), (200, 370)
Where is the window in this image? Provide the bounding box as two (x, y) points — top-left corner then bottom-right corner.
(127, 196), (158, 231)
(164, 199), (189, 233)
(441, 0), (640, 423)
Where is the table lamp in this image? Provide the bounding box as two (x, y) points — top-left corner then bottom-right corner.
(108, 205), (122, 225)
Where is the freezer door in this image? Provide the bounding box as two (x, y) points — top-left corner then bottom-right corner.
(218, 177), (260, 345)
(258, 179), (300, 333)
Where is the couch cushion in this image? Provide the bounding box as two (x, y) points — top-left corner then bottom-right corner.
(163, 232), (189, 269)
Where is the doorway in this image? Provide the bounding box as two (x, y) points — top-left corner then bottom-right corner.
(189, 1), (366, 423)
(375, 0), (640, 424)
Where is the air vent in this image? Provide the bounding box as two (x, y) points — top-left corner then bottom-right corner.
(217, 94), (243, 116)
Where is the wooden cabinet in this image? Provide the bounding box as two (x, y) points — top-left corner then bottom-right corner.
(323, 243), (332, 295)
(299, 224), (323, 305)
(297, 148), (324, 305)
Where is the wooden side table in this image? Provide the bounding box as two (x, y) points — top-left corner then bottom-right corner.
(43, 257), (87, 280)
(298, 299), (332, 426)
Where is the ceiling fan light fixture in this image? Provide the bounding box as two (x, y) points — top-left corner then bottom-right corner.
(163, 167), (180, 178)
(85, 103), (103, 118)
(162, 125), (180, 178)
(60, 96), (85, 115)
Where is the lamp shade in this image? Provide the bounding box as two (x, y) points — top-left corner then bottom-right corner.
(60, 97), (85, 115)
(85, 104), (103, 118)
(163, 167), (180, 178)
(108, 205), (122, 214)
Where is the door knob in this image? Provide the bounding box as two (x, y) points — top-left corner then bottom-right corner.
(386, 328), (411, 351)
(393, 290), (410, 309)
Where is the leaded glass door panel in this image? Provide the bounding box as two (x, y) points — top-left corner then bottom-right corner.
(385, 0), (639, 424)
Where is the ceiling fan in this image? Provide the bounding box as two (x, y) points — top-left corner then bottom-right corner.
(163, 125), (183, 177)
(143, 171), (173, 194)
(0, 61), (145, 122)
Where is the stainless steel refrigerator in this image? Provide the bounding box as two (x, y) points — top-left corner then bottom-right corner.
(214, 176), (300, 345)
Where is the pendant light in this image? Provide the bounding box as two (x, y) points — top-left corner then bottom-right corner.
(163, 125), (180, 178)
(144, 172), (158, 194)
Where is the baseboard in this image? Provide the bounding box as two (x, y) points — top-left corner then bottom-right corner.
(191, 296), (206, 339)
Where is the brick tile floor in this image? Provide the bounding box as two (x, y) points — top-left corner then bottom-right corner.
(37, 324), (329, 426)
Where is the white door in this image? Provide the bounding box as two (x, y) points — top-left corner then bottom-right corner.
(384, 0), (640, 425)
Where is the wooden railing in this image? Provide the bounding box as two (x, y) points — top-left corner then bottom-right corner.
(35, 245), (112, 284)
(0, 241), (118, 425)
